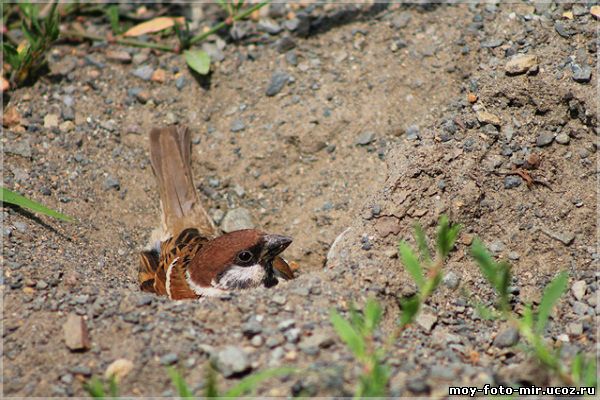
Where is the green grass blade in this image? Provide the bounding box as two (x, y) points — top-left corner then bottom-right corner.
(108, 376), (119, 398)
(471, 239), (498, 289)
(583, 357), (597, 388)
(330, 310), (365, 359)
(106, 5), (121, 35)
(399, 295), (420, 327)
(348, 303), (365, 335)
(363, 298), (382, 334)
(167, 367), (193, 398)
(84, 377), (106, 398)
(204, 363), (219, 398)
(224, 367), (295, 398)
(413, 224), (431, 264)
(571, 353), (583, 384)
(1, 187), (75, 222)
(535, 271), (568, 334)
(398, 242), (425, 290)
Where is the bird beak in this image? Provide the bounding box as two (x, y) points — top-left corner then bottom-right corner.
(263, 234), (293, 258)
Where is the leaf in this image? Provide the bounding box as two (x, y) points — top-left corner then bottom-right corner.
(83, 377), (106, 398)
(583, 357), (597, 388)
(204, 363), (219, 398)
(399, 295), (420, 327)
(168, 367), (193, 398)
(398, 242), (425, 290)
(224, 367), (295, 397)
(535, 271), (568, 334)
(2, 187), (75, 222)
(123, 16), (185, 37)
(363, 298), (382, 334)
(184, 49), (211, 75)
(436, 215), (461, 258)
(330, 310), (365, 359)
(108, 376), (119, 398)
(106, 5), (121, 35)
(413, 224), (431, 264)
(571, 353), (583, 384)
(474, 302), (500, 320)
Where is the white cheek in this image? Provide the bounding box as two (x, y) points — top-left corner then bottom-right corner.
(185, 270), (227, 297)
(217, 264), (265, 289)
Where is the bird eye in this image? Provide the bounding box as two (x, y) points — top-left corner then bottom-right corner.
(237, 250), (253, 263)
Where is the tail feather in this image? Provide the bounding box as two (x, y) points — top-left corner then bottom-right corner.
(149, 126), (217, 240)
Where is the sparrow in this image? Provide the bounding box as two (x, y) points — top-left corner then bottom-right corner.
(138, 126), (295, 300)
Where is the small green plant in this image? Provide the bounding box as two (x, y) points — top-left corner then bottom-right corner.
(84, 376), (118, 398)
(85, 365), (293, 398)
(1, 187), (74, 222)
(2, 2), (59, 87)
(330, 298), (389, 397)
(471, 242), (597, 389)
(171, 365), (295, 398)
(397, 215), (461, 326)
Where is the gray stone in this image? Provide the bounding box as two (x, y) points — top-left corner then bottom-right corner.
(283, 18), (300, 32)
(493, 327), (519, 348)
(555, 133), (570, 144)
(567, 322), (583, 336)
(221, 208), (255, 233)
(103, 176), (120, 191)
(504, 176), (522, 189)
(230, 119), (246, 132)
(213, 346), (251, 377)
(540, 227), (575, 246)
(278, 319), (296, 331)
(201, 42), (225, 63)
(132, 65), (154, 81)
(275, 36), (296, 53)
(571, 280), (587, 301)
(442, 272), (460, 290)
(392, 12), (411, 29)
(508, 251), (520, 260)
(416, 309), (437, 332)
(299, 332), (333, 355)
(536, 132), (554, 147)
(481, 38), (503, 48)
(284, 328), (301, 343)
(250, 335), (263, 347)
(258, 19), (282, 35)
(572, 301), (589, 316)
(5, 140), (32, 158)
(489, 241), (505, 253)
(175, 76), (186, 91)
(266, 335), (284, 348)
(266, 71), (290, 96)
(272, 294), (287, 305)
(242, 319), (262, 337)
(554, 22), (572, 38)
(355, 131), (375, 145)
(572, 64), (592, 83)
(160, 353), (179, 365)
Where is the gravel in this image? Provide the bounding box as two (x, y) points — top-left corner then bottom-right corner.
(132, 65), (154, 81)
(221, 208), (255, 232)
(493, 327), (520, 348)
(213, 346), (251, 378)
(265, 71), (290, 96)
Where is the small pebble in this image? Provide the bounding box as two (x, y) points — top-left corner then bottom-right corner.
(266, 71), (290, 97)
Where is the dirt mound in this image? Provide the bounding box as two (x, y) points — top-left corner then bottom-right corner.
(3, 2), (597, 397)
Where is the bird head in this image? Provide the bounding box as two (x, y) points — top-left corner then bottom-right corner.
(187, 229), (292, 292)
